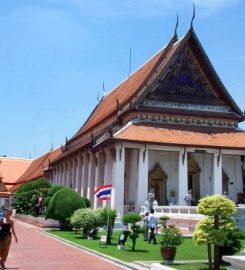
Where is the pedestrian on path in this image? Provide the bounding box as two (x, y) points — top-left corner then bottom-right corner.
(0, 209), (18, 269)
(148, 209), (157, 244)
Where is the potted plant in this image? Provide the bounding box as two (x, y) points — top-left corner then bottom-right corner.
(160, 225), (183, 264)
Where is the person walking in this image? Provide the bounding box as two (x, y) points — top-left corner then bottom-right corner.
(148, 209), (157, 244)
(0, 209), (18, 269)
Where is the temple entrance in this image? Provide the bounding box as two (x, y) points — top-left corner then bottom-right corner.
(188, 154), (201, 206)
(148, 163), (168, 205)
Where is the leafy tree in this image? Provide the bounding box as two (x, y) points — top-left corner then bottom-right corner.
(96, 207), (117, 244)
(122, 212), (144, 251)
(16, 178), (50, 194)
(45, 187), (89, 229)
(193, 195), (237, 270)
(13, 178), (50, 215)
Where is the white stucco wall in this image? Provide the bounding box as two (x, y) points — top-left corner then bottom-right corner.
(223, 154), (243, 202)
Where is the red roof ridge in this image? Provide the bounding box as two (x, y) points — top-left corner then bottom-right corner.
(0, 157), (33, 161)
(70, 34), (179, 143)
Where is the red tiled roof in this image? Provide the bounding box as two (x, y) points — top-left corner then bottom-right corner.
(70, 28), (243, 146)
(0, 157), (33, 190)
(9, 148), (62, 193)
(72, 36), (181, 141)
(115, 124), (245, 149)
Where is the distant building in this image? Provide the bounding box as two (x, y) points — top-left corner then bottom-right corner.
(0, 157), (32, 207)
(9, 148), (62, 194)
(48, 26), (245, 216)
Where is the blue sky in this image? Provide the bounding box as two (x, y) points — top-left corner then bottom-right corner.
(1, 0), (245, 158)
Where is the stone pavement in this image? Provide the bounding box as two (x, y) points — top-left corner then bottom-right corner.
(6, 220), (131, 270)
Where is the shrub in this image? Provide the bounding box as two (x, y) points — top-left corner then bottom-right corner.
(13, 190), (37, 214)
(70, 208), (102, 237)
(123, 212), (142, 224)
(122, 212), (143, 251)
(220, 229), (243, 260)
(160, 225), (183, 248)
(46, 187), (89, 229)
(96, 207), (117, 244)
(16, 178), (50, 194)
(193, 195), (237, 270)
(47, 185), (64, 197)
(45, 185), (64, 208)
(13, 178), (51, 215)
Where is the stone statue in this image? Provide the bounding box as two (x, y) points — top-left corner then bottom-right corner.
(147, 189), (155, 211)
(184, 189), (192, 206)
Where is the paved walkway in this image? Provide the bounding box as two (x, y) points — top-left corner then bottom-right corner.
(6, 220), (129, 270)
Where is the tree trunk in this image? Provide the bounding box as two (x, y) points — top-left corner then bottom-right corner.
(207, 244), (213, 270)
(214, 214), (220, 270)
(132, 238), (136, 251)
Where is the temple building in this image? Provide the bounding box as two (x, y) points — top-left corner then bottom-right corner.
(47, 25), (245, 217)
(0, 157), (33, 207)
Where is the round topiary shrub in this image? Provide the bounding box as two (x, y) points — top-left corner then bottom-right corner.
(70, 208), (102, 237)
(47, 185), (64, 197)
(45, 187), (89, 229)
(45, 185), (65, 208)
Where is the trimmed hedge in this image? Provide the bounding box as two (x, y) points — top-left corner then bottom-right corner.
(13, 178), (50, 214)
(46, 187), (90, 229)
(45, 185), (64, 208)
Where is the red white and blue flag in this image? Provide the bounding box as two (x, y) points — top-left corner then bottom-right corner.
(94, 184), (112, 201)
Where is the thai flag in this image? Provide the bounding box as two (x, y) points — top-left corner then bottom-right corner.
(94, 184), (112, 201)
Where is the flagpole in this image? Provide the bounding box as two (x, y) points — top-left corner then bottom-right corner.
(106, 210), (110, 244)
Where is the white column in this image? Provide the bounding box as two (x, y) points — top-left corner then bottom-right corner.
(178, 148), (188, 205)
(60, 163), (65, 186)
(81, 154), (89, 197)
(72, 158), (77, 191)
(212, 151), (222, 194)
(69, 160), (73, 188)
(57, 166), (61, 185)
(136, 147), (148, 211)
(79, 155), (85, 195)
(76, 155), (82, 193)
(111, 143), (125, 216)
(87, 152), (96, 207)
(94, 152), (99, 209)
(64, 161), (69, 187)
(103, 149), (113, 207)
(52, 168), (56, 185)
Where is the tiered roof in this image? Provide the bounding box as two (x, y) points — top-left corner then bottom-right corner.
(9, 147), (62, 193)
(53, 26), (245, 163)
(0, 157), (33, 192)
(114, 123), (245, 150)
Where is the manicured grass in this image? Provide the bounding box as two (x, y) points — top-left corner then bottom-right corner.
(47, 230), (209, 262)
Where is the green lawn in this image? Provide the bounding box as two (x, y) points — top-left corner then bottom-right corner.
(47, 230), (209, 262)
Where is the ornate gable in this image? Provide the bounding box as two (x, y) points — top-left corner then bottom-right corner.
(134, 29), (243, 124)
(149, 45), (220, 104)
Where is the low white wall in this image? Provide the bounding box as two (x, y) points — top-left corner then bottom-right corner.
(15, 214), (59, 228)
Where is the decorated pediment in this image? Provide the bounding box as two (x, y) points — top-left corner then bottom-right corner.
(148, 45), (221, 104)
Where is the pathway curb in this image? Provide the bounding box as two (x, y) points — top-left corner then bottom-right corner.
(41, 230), (146, 270)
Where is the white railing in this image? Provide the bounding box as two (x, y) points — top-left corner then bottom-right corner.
(153, 205), (200, 217)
